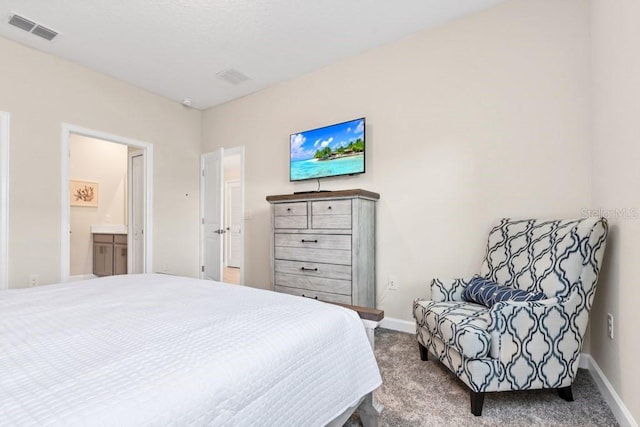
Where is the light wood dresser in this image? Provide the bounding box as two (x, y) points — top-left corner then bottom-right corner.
(266, 189), (379, 307)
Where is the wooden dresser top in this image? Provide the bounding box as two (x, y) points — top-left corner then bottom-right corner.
(266, 188), (380, 203)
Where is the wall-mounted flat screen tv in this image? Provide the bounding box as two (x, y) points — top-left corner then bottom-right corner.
(290, 117), (365, 182)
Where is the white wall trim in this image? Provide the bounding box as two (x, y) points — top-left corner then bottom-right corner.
(0, 112), (9, 290)
(578, 352), (589, 370)
(582, 353), (638, 427)
(380, 316), (415, 334)
(61, 124), (154, 282)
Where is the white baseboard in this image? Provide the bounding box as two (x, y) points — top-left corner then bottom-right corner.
(582, 353), (638, 427)
(379, 316), (415, 334)
(382, 320), (637, 427)
(578, 352), (589, 369)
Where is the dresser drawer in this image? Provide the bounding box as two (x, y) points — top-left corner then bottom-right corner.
(275, 285), (352, 304)
(274, 202), (308, 229)
(274, 233), (351, 250)
(311, 200), (352, 229)
(275, 216), (308, 229)
(275, 246), (351, 265)
(275, 272), (351, 295)
(312, 200), (351, 215)
(275, 202), (307, 216)
(275, 259), (351, 280)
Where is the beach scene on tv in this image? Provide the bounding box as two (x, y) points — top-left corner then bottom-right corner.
(290, 118), (365, 181)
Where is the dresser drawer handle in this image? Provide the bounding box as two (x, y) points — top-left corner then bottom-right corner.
(287, 208), (291, 211)
(327, 206), (332, 210)
(301, 239), (318, 243)
(301, 294), (319, 300)
(300, 267), (318, 272)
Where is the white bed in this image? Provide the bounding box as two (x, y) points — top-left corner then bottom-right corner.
(0, 274), (382, 426)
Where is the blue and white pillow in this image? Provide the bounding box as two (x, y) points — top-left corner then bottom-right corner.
(462, 276), (545, 307)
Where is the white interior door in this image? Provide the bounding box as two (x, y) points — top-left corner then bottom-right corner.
(129, 151), (145, 274)
(201, 149), (224, 281)
(225, 180), (242, 268)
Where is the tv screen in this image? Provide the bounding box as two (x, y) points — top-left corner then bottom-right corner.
(290, 117), (365, 182)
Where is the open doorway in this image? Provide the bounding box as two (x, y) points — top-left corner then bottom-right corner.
(223, 154), (242, 284)
(201, 147), (244, 285)
(61, 124), (153, 282)
(68, 136), (127, 279)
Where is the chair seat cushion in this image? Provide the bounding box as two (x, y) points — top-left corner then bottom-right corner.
(462, 276), (545, 307)
(414, 300), (491, 359)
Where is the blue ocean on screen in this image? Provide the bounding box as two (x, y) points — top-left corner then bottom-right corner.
(290, 117), (365, 181)
(290, 154), (364, 181)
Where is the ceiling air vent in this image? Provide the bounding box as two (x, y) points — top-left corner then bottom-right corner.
(31, 25), (58, 41)
(7, 13), (58, 41)
(8, 14), (35, 32)
(216, 68), (251, 85)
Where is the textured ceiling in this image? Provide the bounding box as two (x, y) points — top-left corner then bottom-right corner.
(0, 0), (507, 110)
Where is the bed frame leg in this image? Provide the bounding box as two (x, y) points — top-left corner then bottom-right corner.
(359, 391), (383, 427)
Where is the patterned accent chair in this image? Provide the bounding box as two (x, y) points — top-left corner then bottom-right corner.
(413, 218), (608, 416)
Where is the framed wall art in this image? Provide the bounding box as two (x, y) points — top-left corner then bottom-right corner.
(70, 180), (98, 207)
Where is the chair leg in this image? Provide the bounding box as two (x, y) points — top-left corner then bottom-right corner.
(558, 386), (574, 402)
(470, 391), (485, 416)
(418, 342), (428, 361)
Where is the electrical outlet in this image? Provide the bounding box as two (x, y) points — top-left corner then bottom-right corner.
(607, 313), (614, 340)
(28, 274), (39, 287)
(388, 276), (398, 291)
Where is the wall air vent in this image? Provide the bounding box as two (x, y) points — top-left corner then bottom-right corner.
(216, 68), (251, 85)
(7, 13), (58, 41)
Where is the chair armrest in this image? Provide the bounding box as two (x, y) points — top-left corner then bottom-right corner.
(430, 277), (475, 302)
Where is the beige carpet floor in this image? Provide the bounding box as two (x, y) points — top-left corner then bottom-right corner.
(346, 329), (618, 427)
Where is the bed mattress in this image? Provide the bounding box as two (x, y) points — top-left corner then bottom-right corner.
(0, 274), (381, 426)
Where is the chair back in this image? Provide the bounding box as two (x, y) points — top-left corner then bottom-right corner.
(480, 217), (608, 303)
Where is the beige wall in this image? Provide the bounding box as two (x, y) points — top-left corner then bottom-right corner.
(70, 136), (128, 276)
(0, 37), (202, 287)
(202, 0), (592, 320)
(3, 0), (636, 422)
(591, 0), (640, 422)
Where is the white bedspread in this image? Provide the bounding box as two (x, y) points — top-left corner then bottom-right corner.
(0, 274), (381, 426)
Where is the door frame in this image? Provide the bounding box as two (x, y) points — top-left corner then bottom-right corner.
(0, 112), (9, 290)
(224, 179), (241, 268)
(60, 124), (154, 282)
(200, 146), (245, 284)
